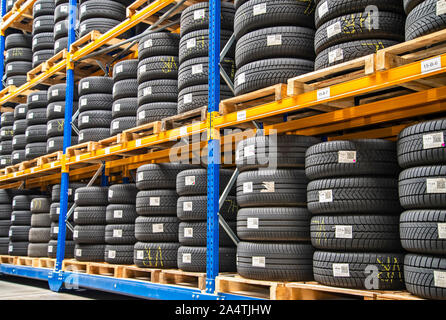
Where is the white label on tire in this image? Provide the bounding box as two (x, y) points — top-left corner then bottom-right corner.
(73, 230), (78, 238)
(318, 1), (329, 18)
(138, 110), (145, 120)
(434, 271), (446, 288)
(243, 182), (253, 193)
(33, 38), (38, 45)
(82, 82), (89, 89)
(184, 228), (193, 238)
(76, 249), (82, 257)
(80, 5), (86, 14)
(183, 201), (193, 212)
(143, 87), (152, 95)
(8, 245), (13, 252)
(423, 132), (444, 149)
(261, 181), (275, 193)
(150, 197), (160, 206)
(326, 21), (341, 38)
(26, 148), (30, 154)
(113, 229), (123, 238)
(55, 42), (60, 49)
(338, 150), (356, 163)
(48, 246), (53, 253)
(182, 253), (192, 263)
(57, 207), (61, 214)
(267, 34), (282, 46)
(426, 178), (446, 193)
(49, 140), (54, 148)
(247, 217), (259, 229)
(152, 224), (164, 233)
(437, 0), (446, 15)
(19, 107), (25, 114)
(80, 98), (87, 106)
(113, 121), (119, 129)
(28, 112), (34, 119)
(244, 145), (255, 157)
(68, 188), (72, 196)
(48, 123), (53, 130)
(35, 3), (40, 10)
(237, 72), (246, 85)
(9, 229), (12, 237)
(80, 24), (86, 32)
(11, 215), (15, 221)
(108, 250), (116, 259)
(184, 93), (193, 104)
(13, 200), (16, 206)
(56, 24), (62, 31)
(252, 256), (265, 267)
(35, 21), (40, 27)
(53, 226), (59, 234)
(7, 65), (12, 71)
(144, 39), (152, 48)
(192, 64), (203, 75)
(333, 263), (350, 277)
(319, 190), (333, 202)
(114, 210), (123, 218)
(114, 104), (120, 112)
(79, 133), (83, 141)
(8, 79), (13, 85)
(187, 38), (196, 49)
(82, 116), (89, 123)
(194, 9), (205, 20)
(185, 176), (195, 186)
(116, 65), (123, 74)
(139, 64), (146, 74)
(61, 5), (68, 12)
(137, 250), (144, 259)
(438, 223), (446, 238)
(54, 105), (62, 112)
(317, 87), (330, 101)
(335, 225), (353, 239)
(13, 153), (19, 159)
(108, 190), (113, 198)
(137, 172), (144, 181)
(52, 89), (59, 97)
(328, 48), (344, 64)
(33, 55), (39, 63)
(253, 3), (266, 15)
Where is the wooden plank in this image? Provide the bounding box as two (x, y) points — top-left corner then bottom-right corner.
(161, 106), (207, 131)
(121, 266), (162, 283)
(87, 262), (125, 278)
(159, 269), (206, 290)
(62, 259), (89, 273)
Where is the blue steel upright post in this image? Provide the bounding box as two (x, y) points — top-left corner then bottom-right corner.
(206, 0), (221, 294)
(49, 0), (77, 291)
(0, 0), (6, 93)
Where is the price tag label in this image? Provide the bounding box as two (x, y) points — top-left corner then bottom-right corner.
(253, 3), (266, 15)
(252, 256), (265, 267)
(335, 225), (353, 239)
(138, 111), (145, 120)
(152, 224), (164, 233)
(143, 87), (152, 95)
(318, 1), (329, 18)
(192, 64), (203, 75)
(113, 229), (123, 238)
(184, 93), (193, 104)
(326, 21), (341, 38)
(183, 201), (193, 211)
(437, 0), (446, 15)
(182, 253), (191, 263)
(426, 178), (446, 193)
(317, 87), (330, 101)
(53, 227), (59, 234)
(243, 182), (253, 193)
(82, 116), (89, 123)
(237, 72), (245, 85)
(338, 151), (356, 163)
(61, 5), (67, 12)
(114, 104), (121, 112)
(184, 228), (193, 238)
(185, 176), (195, 186)
(333, 263), (350, 277)
(186, 38), (196, 49)
(194, 9), (205, 20)
(267, 34), (282, 46)
(76, 249), (82, 257)
(81, 98), (87, 106)
(247, 217), (259, 229)
(434, 271), (446, 288)
(108, 190), (114, 198)
(150, 197), (160, 206)
(137, 250), (144, 259)
(73, 230), (78, 238)
(54, 105), (62, 112)
(423, 132), (444, 149)
(82, 81), (89, 89)
(438, 223), (446, 239)
(19, 107), (25, 114)
(139, 64), (146, 74)
(48, 246), (53, 253)
(144, 39), (153, 48)
(108, 250), (116, 259)
(319, 190), (333, 202)
(328, 48), (344, 64)
(138, 172), (144, 181)
(116, 65), (123, 74)
(114, 210), (123, 218)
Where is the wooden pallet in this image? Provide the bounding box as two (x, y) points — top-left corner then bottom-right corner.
(120, 265), (162, 283)
(161, 106), (207, 131)
(36, 258), (56, 269)
(119, 121), (163, 144)
(0, 85), (30, 104)
(5, 164), (20, 175)
(376, 291), (424, 300)
(0, 255), (16, 264)
(86, 262), (125, 278)
(2, 0), (33, 32)
(27, 49), (69, 84)
(37, 151), (63, 167)
(15, 257), (39, 267)
(62, 259), (89, 273)
(66, 141), (99, 158)
(159, 269), (206, 290)
(19, 158), (38, 171)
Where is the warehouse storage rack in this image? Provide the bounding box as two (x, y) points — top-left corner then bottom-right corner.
(0, 0), (445, 300)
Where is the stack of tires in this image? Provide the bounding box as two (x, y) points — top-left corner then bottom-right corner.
(398, 119), (446, 300)
(234, 0), (315, 95)
(0, 190), (12, 254)
(78, 77), (114, 143)
(0, 112), (14, 168)
(111, 60), (138, 136)
(313, 0), (404, 70)
(73, 186), (108, 262)
(134, 163), (196, 268)
(136, 32), (179, 126)
(405, 0), (446, 41)
(28, 197), (51, 257)
(25, 91), (48, 160)
(32, 0), (55, 69)
(178, 3), (234, 113)
(235, 135), (319, 281)
(306, 139), (405, 290)
(47, 84), (78, 153)
(7, 0), (16, 12)
(4, 33), (32, 88)
(12, 104), (28, 165)
(78, 0), (126, 38)
(105, 183), (137, 264)
(53, 0), (70, 54)
(177, 168), (238, 272)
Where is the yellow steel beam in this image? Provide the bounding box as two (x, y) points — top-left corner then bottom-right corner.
(0, 0), (36, 32)
(328, 124), (413, 141)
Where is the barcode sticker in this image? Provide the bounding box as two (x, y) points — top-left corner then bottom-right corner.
(54, 105), (62, 112)
(243, 182), (253, 193)
(8, 79), (13, 85)
(73, 211), (78, 219)
(113, 229), (123, 238)
(247, 217), (259, 229)
(319, 190), (333, 202)
(138, 111), (145, 119)
(138, 172), (144, 181)
(328, 48), (344, 64)
(237, 110), (246, 121)
(244, 145), (255, 157)
(114, 104), (120, 112)
(19, 107), (25, 114)
(437, 0), (446, 15)
(192, 64), (203, 75)
(333, 263), (350, 277)
(237, 72), (245, 85)
(53, 226), (59, 234)
(81, 98), (87, 106)
(317, 87), (330, 101)
(252, 256), (265, 267)
(49, 140), (54, 148)
(335, 225), (353, 239)
(116, 65), (123, 74)
(33, 38), (38, 45)
(8, 245), (13, 252)
(187, 38), (196, 49)
(434, 270), (446, 288)
(76, 249), (82, 257)
(73, 230), (78, 238)
(426, 178), (446, 193)
(438, 223), (446, 239)
(56, 24), (62, 31)
(82, 116), (89, 123)
(108, 190), (114, 198)
(318, 1), (329, 18)
(182, 253), (191, 263)
(184, 228), (193, 238)
(152, 224), (164, 233)
(267, 34), (282, 46)
(184, 93), (193, 104)
(253, 3), (266, 15)
(82, 82), (89, 89)
(144, 39), (153, 48)
(52, 89), (59, 97)
(13, 200), (16, 206)
(326, 21), (341, 38)
(28, 112), (34, 119)
(194, 9), (205, 20)
(183, 201), (193, 211)
(338, 151), (356, 163)
(143, 87), (152, 95)
(137, 250), (144, 259)
(108, 250), (116, 259)
(48, 246), (53, 253)
(7, 65), (12, 71)
(261, 181), (275, 193)
(423, 132), (444, 149)
(421, 56), (442, 74)
(113, 121), (119, 129)
(75, 193), (78, 201)
(185, 176), (195, 186)
(114, 210), (123, 218)
(150, 197), (160, 206)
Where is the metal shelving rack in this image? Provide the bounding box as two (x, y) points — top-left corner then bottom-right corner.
(0, 0), (445, 300)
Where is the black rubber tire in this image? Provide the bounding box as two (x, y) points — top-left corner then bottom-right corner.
(78, 77), (114, 96)
(105, 224), (135, 245)
(12, 133), (27, 149)
(11, 150), (25, 165)
(32, 32), (54, 51)
(0, 155), (12, 168)
(177, 246), (236, 272)
(237, 169), (308, 207)
(136, 163), (198, 190)
(79, 0), (126, 22)
(11, 210), (31, 226)
(79, 18), (124, 38)
(46, 118), (65, 137)
(137, 56), (179, 84)
(237, 241), (314, 281)
(54, 21), (68, 40)
(179, 29), (234, 64)
(136, 103), (177, 125)
(51, 221), (73, 240)
(48, 83), (79, 103)
(30, 197), (50, 213)
(404, 254), (446, 300)
(400, 210), (446, 255)
(398, 119), (446, 169)
(238, 207), (311, 242)
(5, 34), (32, 50)
(8, 241), (29, 256)
(404, 0), (424, 14)
(135, 216), (179, 242)
(32, 49), (53, 68)
(5, 61), (32, 77)
(54, 37), (68, 54)
(9, 225), (31, 241)
(234, 58), (314, 96)
(29, 227), (51, 243)
(179, 221), (236, 246)
(177, 195), (238, 221)
(110, 117), (136, 136)
(52, 183), (86, 202)
(74, 186), (108, 206)
(79, 128), (110, 143)
(112, 98), (138, 118)
(0, 140), (13, 155)
(138, 32), (180, 61)
(73, 206), (107, 225)
(54, 3), (69, 23)
(105, 244), (134, 264)
(0, 126), (14, 141)
(74, 244), (106, 262)
(25, 142), (47, 160)
(13, 195), (40, 211)
(112, 79), (138, 100)
(5, 75), (27, 87)
(113, 59), (138, 82)
(178, 84), (233, 114)
(33, 0), (55, 18)
(78, 93), (113, 112)
(176, 168), (235, 196)
(313, 251), (405, 290)
(137, 79), (178, 105)
(27, 91), (48, 109)
(14, 104), (28, 120)
(135, 190), (178, 216)
(74, 225), (106, 244)
(234, 0), (315, 39)
(48, 239), (75, 258)
(26, 108), (47, 125)
(311, 214), (401, 252)
(13, 118), (27, 134)
(49, 202), (74, 222)
(134, 242), (180, 268)
(305, 139), (398, 180)
(47, 135), (76, 153)
(0, 221), (11, 237)
(307, 177), (401, 215)
(0, 204), (12, 220)
(406, 0), (446, 41)
(0, 238), (8, 255)
(5, 48), (32, 64)
(0, 191), (11, 205)
(25, 124), (47, 143)
(108, 184), (137, 204)
(315, 12), (405, 55)
(78, 110), (112, 129)
(105, 204), (137, 224)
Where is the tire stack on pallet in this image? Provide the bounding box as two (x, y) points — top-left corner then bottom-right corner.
(0, 190), (12, 254)
(4, 33), (32, 88)
(105, 183), (137, 264)
(0, 112), (14, 168)
(111, 60), (138, 136)
(26, 91), (49, 160)
(28, 197), (51, 257)
(136, 32), (179, 126)
(235, 135), (319, 281)
(77, 77), (114, 143)
(134, 163), (196, 268)
(32, 0), (55, 69)
(405, 0), (446, 41)
(397, 119), (446, 300)
(178, 2), (234, 114)
(78, 0), (126, 38)
(313, 0), (404, 70)
(176, 168), (238, 272)
(12, 104), (28, 165)
(306, 139), (405, 290)
(53, 0), (69, 54)
(73, 186), (109, 262)
(46, 84), (78, 153)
